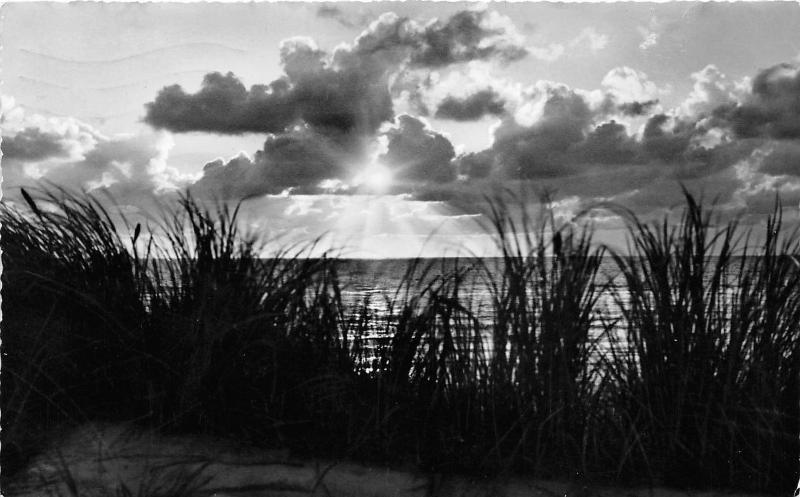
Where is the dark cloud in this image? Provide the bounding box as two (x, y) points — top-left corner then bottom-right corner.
(575, 121), (639, 164)
(641, 113), (696, 162)
(258, 127), (359, 187)
(456, 150), (495, 178)
(380, 115), (456, 184)
(759, 141), (800, 176)
(192, 126), (366, 198)
(342, 10), (527, 69)
(145, 30), (398, 137)
(1, 127), (71, 160)
(136, 12), (800, 225)
(435, 89), (506, 121)
(618, 99), (659, 117)
(146, 8), (525, 136)
(189, 116), (458, 199)
(145, 72), (297, 134)
(726, 63), (800, 139)
(453, 80), (747, 184)
(143, 9), (526, 196)
(145, 52), (393, 137)
(491, 87), (594, 178)
(410, 10), (528, 67)
(192, 153), (270, 199)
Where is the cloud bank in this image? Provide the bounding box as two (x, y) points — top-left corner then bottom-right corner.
(139, 9), (527, 197)
(6, 7), (800, 232)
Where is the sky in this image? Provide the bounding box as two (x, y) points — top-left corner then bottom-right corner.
(3, 2), (800, 257)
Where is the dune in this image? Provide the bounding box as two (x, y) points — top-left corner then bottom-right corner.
(6, 423), (775, 497)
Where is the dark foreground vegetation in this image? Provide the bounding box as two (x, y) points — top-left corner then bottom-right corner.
(2, 187), (798, 494)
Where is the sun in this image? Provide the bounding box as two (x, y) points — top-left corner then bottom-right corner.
(357, 162), (393, 192)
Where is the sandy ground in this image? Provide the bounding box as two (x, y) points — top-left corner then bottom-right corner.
(5, 423), (777, 497)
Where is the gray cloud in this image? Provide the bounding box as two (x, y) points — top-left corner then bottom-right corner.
(759, 141), (800, 176)
(189, 115), (460, 199)
(192, 125), (369, 199)
(136, 16), (800, 227)
(146, 9), (525, 136)
(491, 87), (594, 178)
(410, 10), (528, 68)
(145, 72), (297, 134)
(1, 125), (184, 208)
(380, 115), (456, 184)
(450, 75), (756, 186)
(726, 63), (800, 139)
(575, 120), (639, 165)
(456, 150), (495, 179)
(192, 153), (270, 199)
(145, 54), (392, 138)
(1, 127), (71, 161)
(618, 99), (659, 117)
(341, 10), (527, 69)
(316, 5), (370, 29)
(641, 114), (696, 163)
(434, 89), (506, 121)
(143, 9), (526, 196)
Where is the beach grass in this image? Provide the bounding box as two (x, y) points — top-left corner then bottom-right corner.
(604, 191), (800, 489)
(1, 186), (797, 494)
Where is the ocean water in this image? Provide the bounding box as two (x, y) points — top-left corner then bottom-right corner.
(334, 257), (626, 338)
(333, 257), (763, 346)
(149, 256), (763, 345)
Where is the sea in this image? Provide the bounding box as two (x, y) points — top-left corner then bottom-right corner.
(332, 257), (765, 352)
(334, 257), (627, 339)
(151, 256), (761, 350)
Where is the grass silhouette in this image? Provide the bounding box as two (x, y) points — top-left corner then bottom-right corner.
(2, 186), (797, 494)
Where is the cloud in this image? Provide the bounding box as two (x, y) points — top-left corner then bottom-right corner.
(679, 65), (747, 119)
(725, 63), (800, 139)
(434, 88), (506, 121)
(144, 72), (297, 134)
(408, 10), (528, 67)
(638, 32), (658, 51)
(524, 27), (607, 64)
(456, 150), (495, 178)
(191, 153), (269, 200)
(58, 131), (183, 198)
(380, 115), (456, 184)
(401, 62), (522, 120)
(574, 120), (639, 165)
(143, 9), (526, 197)
(1, 97), (189, 206)
(431, 61), (800, 226)
(492, 84), (595, 178)
(569, 27), (609, 52)
(527, 43), (565, 63)
(146, 37), (394, 137)
(3, 131), (185, 206)
(445, 64), (764, 192)
(637, 17), (662, 50)
(338, 10), (527, 69)
(316, 5), (370, 29)
(587, 67), (664, 118)
(188, 115), (460, 200)
(617, 100), (659, 117)
(640, 114), (696, 163)
(1, 96), (100, 161)
(601, 66), (662, 104)
(192, 125), (371, 199)
(757, 141), (800, 177)
(1, 127), (73, 161)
